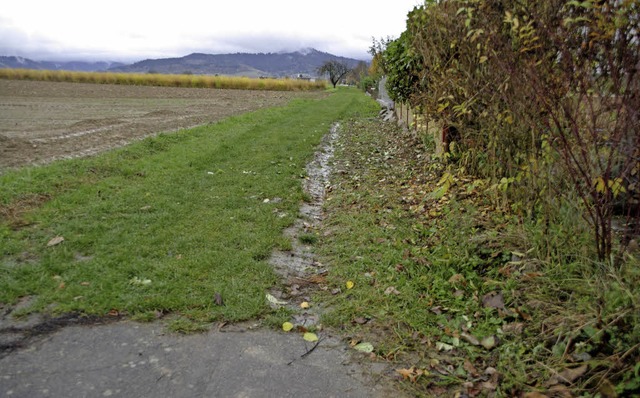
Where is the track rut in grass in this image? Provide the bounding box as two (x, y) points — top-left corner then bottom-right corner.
(268, 123), (339, 327)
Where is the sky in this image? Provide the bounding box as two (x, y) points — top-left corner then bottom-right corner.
(0, 1), (422, 63)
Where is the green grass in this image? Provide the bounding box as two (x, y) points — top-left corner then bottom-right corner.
(298, 233), (319, 245)
(0, 87), (379, 330)
(0, 68), (327, 91)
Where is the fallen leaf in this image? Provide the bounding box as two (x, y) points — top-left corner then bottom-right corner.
(108, 309), (119, 316)
(265, 293), (287, 306)
(213, 292), (224, 306)
(548, 385), (573, 398)
(384, 286), (400, 295)
(463, 359), (479, 377)
(352, 317), (369, 325)
(523, 272), (544, 280)
(129, 277), (151, 286)
(556, 364), (588, 385)
(482, 291), (505, 309)
(282, 322), (294, 332)
(481, 380), (498, 391)
(460, 332), (480, 346)
(47, 236), (64, 247)
(300, 301), (310, 309)
(289, 285), (301, 296)
(346, 280), (355, 289)
(523, 393), (549, 398)
(515, 307), (532, 321)
(353, 342), (374, 353)
(484, 367), (498, 375)
(396, 367), (415, 381)
(303, 332), (318, 342)
(502, 322), (524, 335)
(448, 273), (465, 284)
(80, 282), (90, 286)
(436, 342), (454, 351)
(395, 367), (425, 383)
(481, 335), (497, 350)
(430, 386), (448, 396)
(597, 378), (617, 398)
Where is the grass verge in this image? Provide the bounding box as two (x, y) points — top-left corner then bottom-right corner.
(0, 87), (379, 331)
(318, 118), (640, 397)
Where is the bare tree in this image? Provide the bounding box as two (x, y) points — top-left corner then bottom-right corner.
(317, 60), (351, 88)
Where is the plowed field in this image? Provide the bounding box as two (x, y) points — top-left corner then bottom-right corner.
(0, 80), (324, 170)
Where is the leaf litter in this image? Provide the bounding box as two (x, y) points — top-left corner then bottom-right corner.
(315, 116), (633, 397)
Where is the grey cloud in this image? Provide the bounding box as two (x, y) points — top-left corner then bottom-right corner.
(0, 24), (369, 62)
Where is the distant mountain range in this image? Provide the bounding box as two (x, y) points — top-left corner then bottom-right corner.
(0, 49), (364, 78)
(0, 56), (125, 72)
(109, 49), (361, 77)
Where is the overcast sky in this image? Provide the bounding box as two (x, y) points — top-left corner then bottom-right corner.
(0, 1), (422, 62)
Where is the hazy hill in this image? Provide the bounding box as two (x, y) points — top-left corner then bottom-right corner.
(107, 48), (363, 77)
(0, 56), (125, 72)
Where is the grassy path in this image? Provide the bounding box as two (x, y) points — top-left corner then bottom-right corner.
(0, 88), (378, 330)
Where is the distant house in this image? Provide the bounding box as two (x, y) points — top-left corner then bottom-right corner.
(295, 73), (315, 82)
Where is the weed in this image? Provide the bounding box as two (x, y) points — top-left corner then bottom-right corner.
(298, 234), (318, 245)
(318, 117), (640, 396)
(300, 191), (313, 203)
(262, 307), (294, 329)
(167, 317), (210, 334)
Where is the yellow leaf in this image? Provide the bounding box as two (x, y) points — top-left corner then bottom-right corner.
(282, 322), (294, 332)
(300, 301), (310, 309)
(395, 367), (424, 383)
(47, 236), (65, 247)
(346, 281), (355, 289)
(593, 176), (606, 193)
(303, 332), (318, 342)
(608, 178), (626, 198)
(436, 342), (454, 351)
(265, 293), (287, 306)
(396, 367), (415, 381)
(353, 342), (374, 353)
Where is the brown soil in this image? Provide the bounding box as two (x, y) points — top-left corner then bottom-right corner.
(0, 79), (324, 170)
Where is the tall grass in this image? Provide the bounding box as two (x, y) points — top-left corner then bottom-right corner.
(0, 68), (327, 91)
